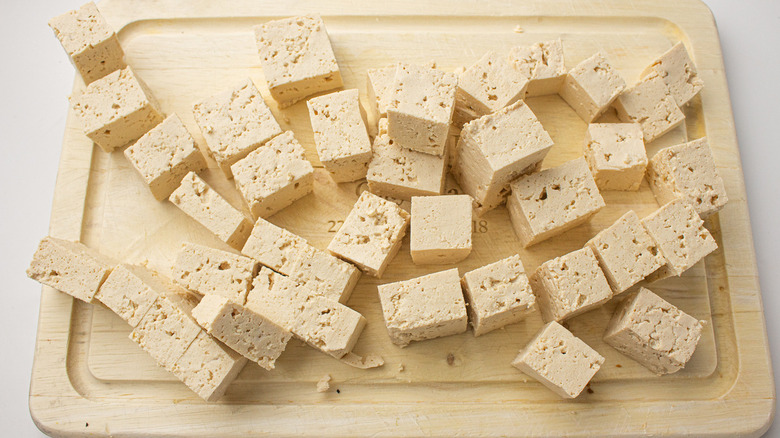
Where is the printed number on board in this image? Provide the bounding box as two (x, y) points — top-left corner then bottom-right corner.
(327, 220), (344, 233)
(472, 220), (488, 233)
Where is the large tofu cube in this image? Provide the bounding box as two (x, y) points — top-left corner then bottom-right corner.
(642, 42), (704, 106)
(508, 39), (567, 97)
(366, 62), (437, 129)
(307, 89), (372, 182)
(461, 254), (535, 336)
(171, 331), (247, 402)
(560, 52), (626, 122)
(454, 100), (554, 215)
(582, 123), (647, 191)
(241, 217), (308, 274)
(377, 268), (468, 347)
(531, 247), (613, 323)
(507, 158), (605, 247)
(192, 79), (282, 178)
(613, 71), (685, 142)
(604, 287), (704, 375)
(172, 242), (259, 304)
(70, 67), (164, 152)
(511, 321), (604, 399)
(254, 15), (343, 108)
(95, 264), (167, 327)
(410, 195), (472, 265)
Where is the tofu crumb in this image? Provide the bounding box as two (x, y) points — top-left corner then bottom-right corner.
(513, 25), (524, 33)
(398, 363), (405, 372)
(317, 374), (331, 393)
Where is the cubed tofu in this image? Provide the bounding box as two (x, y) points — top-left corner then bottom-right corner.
(642, 42), (704, 107)
(410, 195), (472, 265)
(95, 264), (169, 327)
(366, 62), (437, 131)
(171, 331), (247, 402)
(560, 52), (626, 122)
(241, 217), (308, 274)
(172, 242), (259, 304)
(582, 123), (647, 191)
(508, 39), (567, 97)
(613, 71), (685, 142)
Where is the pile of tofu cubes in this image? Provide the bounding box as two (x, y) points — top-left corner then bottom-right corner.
(29, 2), (728, 401)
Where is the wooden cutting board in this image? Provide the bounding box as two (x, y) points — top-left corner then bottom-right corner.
(29, 0), (775, 436)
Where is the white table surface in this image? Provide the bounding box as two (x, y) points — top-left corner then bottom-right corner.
(0, 1), (776, 436)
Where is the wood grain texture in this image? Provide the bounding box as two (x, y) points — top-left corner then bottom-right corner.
(29, 0), (775, 436)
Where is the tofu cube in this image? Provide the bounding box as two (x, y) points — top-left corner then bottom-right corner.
(241, 217), (308, 274)
(95, 264), (165, 327)
(366, 65), (396, 120)
(454, 100), (554, 215)
(507, 158), (605, 247)
(327, 191), (410, 278)
(511, 321), (604, 398)
(410, 195), (472, 265)
(70, 67), (164, 152)
(169, 172), (253, 250)
(171, 331), (247, 402)
(192, 79), (282, 178)
(377, 268), (468, 347)
(172, 242), (259, 304)
(604, 287), (704, 375)
(231, 131), (314, 219)
(461, 254), (535, 336)
(307, 89), (372, 182)
(254, 15), (343, 108)
(560, 52), (626, 122)
(582, 123), (647, 191)
(613, 71), (685, 142)
(48, 2), (125, 84)
(646, 137), (728, 218)
(531, 246), (613, 323)
(508, 39), (567, 97)
(27, 237), (115, 303)
(642, 42), (704, 106)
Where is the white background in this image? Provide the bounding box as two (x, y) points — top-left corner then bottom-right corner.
(0, 0), (776, 436)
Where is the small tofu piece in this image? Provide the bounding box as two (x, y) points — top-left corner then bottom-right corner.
(192, 294), (291, 370)
(454, 100), (554, 214)
(508, 39), (567, 97)
(307, 89), (372, 182)
(231, 131), (314, 219)
(254, 15), (343, 108)
(613, 71), (685, 142)
(171, 331), (247, 402)
(169, 172), (253, 250)
(124, 114), (207, 201)
(172, 242), (259, 303)
(95, 264), (167, 327)
(48, 2), (125, 84)
(507, 158), (605, 247)
(461, 254), (535, 336)
(582, 123), (647, 191)
(366, 65), (396, 120)
(192, 79), (282, 178)
(586, 211), (665, 294)
(410, 195), (472, 265)
(511, 321), (604, 399)
(642, 42), (704, 106)
(70, 67), (164, 152)
(377, 268), (467, 347)
(646, 137), (728, 218)
(327, 191), (410, 278)
(560, 52), (626, 123)
(604, 287), (704, 375)
(387, 63), (458, 156)
(531, 247), (613, 323)
(241, 217), (308, 274)
(27, 237), (115, 303)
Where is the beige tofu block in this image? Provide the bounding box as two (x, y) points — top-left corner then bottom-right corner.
(241, 217), (308, 274)
(231, 131), (314, 219)
(410, 195), (472, 265)
(192, 79), (282, 178)
(560, 52), (626, 123)
(169, 172), (253, 250)
(507, 158), (605, 247)
(192, 294), (291, 370)
(586, 211), (665, 295)
(70, 67), (164, 152)
(366, 65), (396, 120)
(604, 287), (704, 375)
(254, 15), (343, 108)
(531, 247), (613, 323)
(646, 137), (728, 218)
(307, 89), (372, 182)
(613, 71), (685, 142)
(387, 63), (457, 155)
(512, 321), (604, 399)
(27, 237), (115, 303)
(124, 114), (207, 201)
(454, 100), (553, 215)
(642, 42), (704, 107)
(641, 199), (718, 279)
(582, 123), (647, 191)
(377, 268), (467, 347)
(48, 2), (125, 84)
(95, 264), (164, 327)
(171, 331), (247, 402)
(461, 254), (535, 337)
(508, 39), (567, 97)
(172, 242), (259, 303)
(327, 191), (410, 278)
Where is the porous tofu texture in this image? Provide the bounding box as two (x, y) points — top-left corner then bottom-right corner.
(613, 71), (685, 143)
(604, 287), (704, 375)
(172, 242), (259, 304)
(327, 191), (411, 278)
(410, 195), (472, 265)
(582, 123), (647, 191)
(508, 39), (567, 96)
(95, 264), (167, 327)
(377, 268), (468, 347)
(512, 321), (604, 399)
(454, 51), (529, 124)
(642, 42), (704, 107)
(254, 14), (343, 107)
(171, 331), (247, 402)
(242, 217), (308, 274)
(560, 52), (626, 123)
(366, 62), (437, 126)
